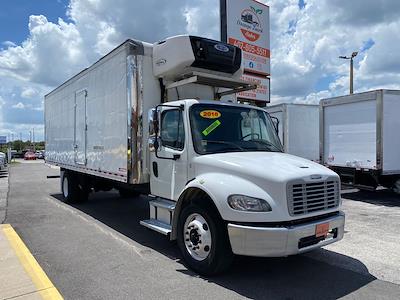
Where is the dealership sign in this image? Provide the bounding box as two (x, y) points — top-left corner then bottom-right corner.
(221, 0), (270, 76)
(221, 0), (270, 103)
(237, 74), (270, 102)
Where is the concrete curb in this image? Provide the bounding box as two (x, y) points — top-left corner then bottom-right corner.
(0, 224), (64, 300)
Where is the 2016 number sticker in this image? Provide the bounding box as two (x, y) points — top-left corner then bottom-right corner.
(200, 110), (221, 119)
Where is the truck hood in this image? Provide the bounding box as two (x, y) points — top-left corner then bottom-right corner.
(193, 152), (338, 183)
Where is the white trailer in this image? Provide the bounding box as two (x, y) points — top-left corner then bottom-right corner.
(265, 103), (319, 161)
(320, 90), (400, 193)
(46, 35), (345, 275)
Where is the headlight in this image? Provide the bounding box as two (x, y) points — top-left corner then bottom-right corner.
(227, 195), (272, 212)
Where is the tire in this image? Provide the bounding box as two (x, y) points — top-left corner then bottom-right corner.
(392, 179), (400, 195)
(61, 172), (88, 203)
(177, 203), (233, 276)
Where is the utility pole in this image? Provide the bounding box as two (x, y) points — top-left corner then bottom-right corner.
(339, 52), (358, 94)
(33, 128), (35, 151)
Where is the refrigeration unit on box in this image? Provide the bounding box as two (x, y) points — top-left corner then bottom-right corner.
(320, 89), (400, 194)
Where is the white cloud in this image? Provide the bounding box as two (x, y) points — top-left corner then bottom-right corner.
(266, 0), (400, 103)
(21, 87), (37, 99)
(0, 15), (88, 86)
(1, 0), (400, 137)
(2, 41), (17, 48)
(184, 0), (220, 39)
(12, 102), (25, 109)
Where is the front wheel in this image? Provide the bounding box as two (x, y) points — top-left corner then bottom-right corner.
(177, 204), (233, 276)
(392, 179), (400, 195)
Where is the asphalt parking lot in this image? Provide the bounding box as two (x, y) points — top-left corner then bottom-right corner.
(2, 161), (400, 299)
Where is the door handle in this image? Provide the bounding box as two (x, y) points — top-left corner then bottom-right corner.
(152, 162), (158, 177)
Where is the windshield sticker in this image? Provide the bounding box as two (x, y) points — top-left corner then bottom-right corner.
(202, 120), (221, 136)
(200, 110), (221, 119)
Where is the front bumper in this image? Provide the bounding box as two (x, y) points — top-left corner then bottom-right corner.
(227, 212), (345, 257)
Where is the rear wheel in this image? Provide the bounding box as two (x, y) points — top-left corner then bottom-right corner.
(177, 203), (233, 276)
(61, 172), (88, 203)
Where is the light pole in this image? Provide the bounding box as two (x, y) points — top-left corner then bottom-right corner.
(33, 128), (35, 151)
(339, 52), (358, 94)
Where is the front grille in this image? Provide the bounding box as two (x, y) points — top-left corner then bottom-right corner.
(288, 180), (340, 216)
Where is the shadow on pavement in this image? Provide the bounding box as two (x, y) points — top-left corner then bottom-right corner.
(342, 189), (400, 207)
(51, 191), (376, 300)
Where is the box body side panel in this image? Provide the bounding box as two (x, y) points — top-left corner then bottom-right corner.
(382, 93), (400, 173)
(45, 48), (129, 182)
(286, 105), (319, 161)
(323, 100), (377, 169)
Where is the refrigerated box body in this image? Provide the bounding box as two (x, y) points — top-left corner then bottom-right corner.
(265, 103), (319, 161)
(320, 90), (400, 191)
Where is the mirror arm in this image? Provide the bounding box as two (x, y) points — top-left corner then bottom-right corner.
(270, 116), (280, 135)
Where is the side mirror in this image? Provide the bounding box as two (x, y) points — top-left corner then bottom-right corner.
(153, 139), (159, 151)
(270, 116), (279, 135)
(148, 108), (160, 152)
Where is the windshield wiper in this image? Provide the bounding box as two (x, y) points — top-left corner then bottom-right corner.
(203, 140), (245, 151)
(249, 140), (282, 152)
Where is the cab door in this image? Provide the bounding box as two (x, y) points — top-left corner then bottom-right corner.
(149, 107), (188, 200)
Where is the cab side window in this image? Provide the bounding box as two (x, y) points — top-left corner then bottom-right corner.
(160, 110), (185, 150)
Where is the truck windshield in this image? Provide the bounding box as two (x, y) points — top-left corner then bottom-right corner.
(190, 104), (283, 155)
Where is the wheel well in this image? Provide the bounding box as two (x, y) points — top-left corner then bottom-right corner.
(171, 187), (223, 241)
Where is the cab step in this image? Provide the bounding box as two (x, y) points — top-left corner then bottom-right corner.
(140, 198), (176, 235)
(140, 219), (171, 235)
(149, 198), (176, 211)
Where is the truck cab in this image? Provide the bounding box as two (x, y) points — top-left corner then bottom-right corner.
(143, 98), (344, 275)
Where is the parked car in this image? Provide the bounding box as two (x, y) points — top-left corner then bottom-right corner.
(35, 151), (44, 159)
(0, 152), (6, 170)
(24, 151), (36, 160)
(12, 151), (24, 158)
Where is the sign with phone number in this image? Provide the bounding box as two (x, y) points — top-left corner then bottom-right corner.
(224, 0), (270, 76)
(229, 38), (270, 58)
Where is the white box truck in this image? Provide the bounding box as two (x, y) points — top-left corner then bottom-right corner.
(320, 90), (400, 194)
(265, 104), (319, 161)
(45, 35), (345, 275)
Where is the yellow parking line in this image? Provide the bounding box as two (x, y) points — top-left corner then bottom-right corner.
(1, 224), (63, 300)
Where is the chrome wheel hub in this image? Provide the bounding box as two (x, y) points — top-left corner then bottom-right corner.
(183, 213), (212, 261)
(63, 176), (69, 198)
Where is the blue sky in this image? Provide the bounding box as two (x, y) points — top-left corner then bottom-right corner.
(1, 0), (400, 142)
(0, 0), (68, 46)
